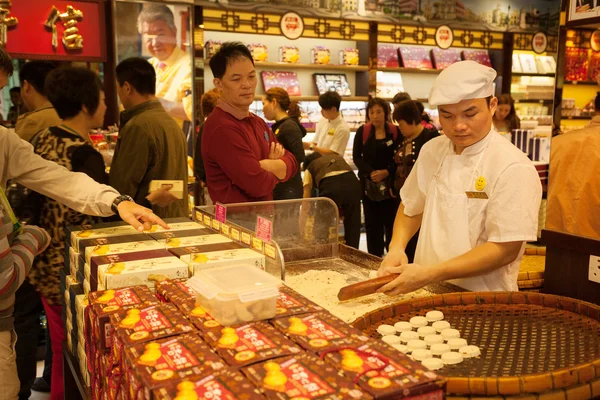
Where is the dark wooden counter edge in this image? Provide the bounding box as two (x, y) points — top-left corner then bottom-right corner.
(541, 229), (600, 255)
(63, 343), (91, 400)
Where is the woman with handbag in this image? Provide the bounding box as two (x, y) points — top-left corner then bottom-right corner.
(352, 98), (401, 257)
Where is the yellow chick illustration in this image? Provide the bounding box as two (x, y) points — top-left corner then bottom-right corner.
(76, 230), (93, 238)
(192, 254), (209, 264)
(347, 55), (359, 65)
(217, 327), (239, 349)
(144, 225), (159, 233)
(263, 362), (287, 391)
(120, 309), (141, 328)
(93, 245), (110, 256)
(166, 238), (181, 247)
(138, 343), (162, 366)
(340, 349), (364, 372)
(106, 262), (126, 275)
(320, 55), (331, 64)
(288, 317), (308, 335)
(191, 306), (207, 317)
(256, 52), (268, 62)
(96, 290), (115, 304)
(289, 54), (299, 63)
(174, 381), (198, 400)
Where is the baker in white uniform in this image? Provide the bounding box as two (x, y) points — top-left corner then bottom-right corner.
(377, 61), (542, 295)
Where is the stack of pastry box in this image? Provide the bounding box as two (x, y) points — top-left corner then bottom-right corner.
(60, 218), (266, 387)
(64, 222), (446, 400)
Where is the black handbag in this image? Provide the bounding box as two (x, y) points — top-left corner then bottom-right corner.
(364, 177), (392, 202)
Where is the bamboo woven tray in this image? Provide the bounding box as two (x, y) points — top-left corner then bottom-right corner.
(351, 292), (600, 397)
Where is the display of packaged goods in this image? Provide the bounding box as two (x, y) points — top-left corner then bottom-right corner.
(149, 180), (185, 200)
(168, 242), (243, 260)
(512, 53), (522, 73)
(261, 71), (301, 96)
(151, 367), (264, 400)
(311, 46), (331, 64)
(313, 73), (351, 96)
(589, 52), (600, 82)
(339, 48), (359, 65)
(155, 279), (195, 305)
(159, 234), (232, 249)
(242, 354), (372, 400)
(123, 333), (226, 400)
(248, 43), (269, 62)
(519, 53), (537, 74)
(377, 44), (399, 68)
(566, 48), (589, 81)
(205, 41), (222, 59)
(398, 46), (433, 69)
(528, 137), (551, 163)
(88, 285), (159, 352)
(279, 46), (300, 64)
(147, 229), (212, 242)
(204, 322), (302, 368)
(181, 248), (265, 275)
(323, 340), (446, 399)
(538, 55), (557, 74)
(511, 129), (535, 154)
(75, 294), (88, 332)
(272, 312), (369, 353)
(176, 301), (224, 338)
(431, 48), (461, 70)
(153, 219), (206, 233)
(96, 255), (190, 292)
(461, 49), (492, 67)
(68, 222), (138, 249)
(188, 265), (281, 326)
(375, 71), (404, 98)
(275, 285), (324, 318)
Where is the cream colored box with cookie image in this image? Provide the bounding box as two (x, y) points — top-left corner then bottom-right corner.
(157, 233), (232, 249)
(85, 240), (165, 265)
(181, 248), (266, 276)
(96, 256), (189, 291)
(149, 180), (184, 199)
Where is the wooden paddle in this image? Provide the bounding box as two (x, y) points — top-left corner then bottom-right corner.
(337, 274), (399, 301)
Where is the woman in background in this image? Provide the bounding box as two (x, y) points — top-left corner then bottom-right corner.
(493, 94), (520, 132)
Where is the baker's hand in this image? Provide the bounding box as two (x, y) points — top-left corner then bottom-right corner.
(377, 263), (436, 296)
(370, 170), (389, 183)
(146, 186), (178, 208)
(378, 249), (408, 277)
(117, 201), (169, 232)
(268, 142), (285, 160)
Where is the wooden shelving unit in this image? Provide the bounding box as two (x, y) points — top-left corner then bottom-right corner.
(512, 72), (556, 77)
(514, 99), (554, 105)
(562, 115), (593, 120)
(377, 67), (441, 74)
(564, 80), (598, 85)
(203, 59), (368, 72)
(255, 95), (369, 102)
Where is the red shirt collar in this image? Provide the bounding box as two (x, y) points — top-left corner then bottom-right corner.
(216, 99), (251, 120)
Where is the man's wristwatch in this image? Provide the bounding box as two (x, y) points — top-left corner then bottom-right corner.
(111, 195), (134, 214)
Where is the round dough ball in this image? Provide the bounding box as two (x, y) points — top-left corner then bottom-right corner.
(430, 343), (451, 356)
(407, 339), (427, 352)
(448, 338), (468, 350)
(424, 335), (444, 347)
(432, 321), (451, 332)
(392, 344), (408, 354)
(459, 345), (481, 358)
(426, 311), (444, 322)
(441, 328), (461, 341)
(382, 335), (402, 345)
(421, 358), (444, 371)
(400, 331), (419, 343)
(441, 352), (464, 365)
(411, 348), (432, 361)
(369, 270), (378, 279)
(417, 326), (436, 338)
(410, 316), (428, 328)
(377, 324), (396, 336)
(394, 321), (413, 333)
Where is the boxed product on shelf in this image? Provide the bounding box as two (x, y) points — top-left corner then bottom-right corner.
(149, 180), (185, 200)
(260, 71), (301, 96)
(181, 248), (266, 275)
(248, 43), (269, 62)
(204, 41), (222, 59)
(313, 73), (352, 97)
(528, 137), (551, 163)
(377, 44), (399, 68)
(538, 55), (557, 74)
(519, 53), (537, 74)
(155, 279), (195, 305)
(123, 333), (226, 400)
(147, 228), (212, 243)
(311, 46), (331, 64)
(159, 234), (232, 249)
(203, 321), (302, 368)
(176, 300), (224, 338)
(151, 367), (264, 400)
(271, 312), (370, 353)
(511, 129), (534, 154)
(431, 48), (461, 70)
(398, 46), (433, 69)
(339, 48), (359, 65)
(322, 340), (446, 399)
(275, 285), (324, 318)
(462, 49), (492, 67)
(589, 52), (600, 82)
(375, 71), (404, 98)
(168, 241), (243, 259)
(241, 354), (373, 400)
(279, 46), (300, 63)
(512, 53), (522, 73)
(565, 48), (589, 81)
(67, 222), (138, 249)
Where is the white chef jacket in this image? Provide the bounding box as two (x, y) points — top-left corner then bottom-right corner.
(313, 115), (351, 156)
(400, 130), (542, 291)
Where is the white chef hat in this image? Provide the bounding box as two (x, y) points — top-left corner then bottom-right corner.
(428, 61), (497, 106)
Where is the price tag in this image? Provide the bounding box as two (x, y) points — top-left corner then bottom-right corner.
(221, 223), (230, 237)
(203, 215), (211, 227)
(194, 210), (203, 223)
(252, 237), (264, 252)
(215, 203), (227, 224)
(212, 219), (220, 231)
(241, 232), (252, 246)
(264, 243), (277, 260)
(255, 215), (273, 243)
(231, 227), (241, 242)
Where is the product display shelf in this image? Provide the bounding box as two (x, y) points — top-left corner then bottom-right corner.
(512, 72), (556, 77)
(63, 345), (91, 400)
(377, 66), (442, 74)
(514, 99), (554, 105)
(564, 80), (599, 85)
(254, 95), (368, 102)
(203, 59), (369, 72)
(563, 115), (593, 120)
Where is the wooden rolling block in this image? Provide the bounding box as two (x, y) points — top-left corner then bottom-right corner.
(337, 274), (399, 301)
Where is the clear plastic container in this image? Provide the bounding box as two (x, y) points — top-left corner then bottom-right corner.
(187, 265), (282, 326)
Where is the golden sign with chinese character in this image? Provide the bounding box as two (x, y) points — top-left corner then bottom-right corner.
(45, 4), (83, 51)
(0, 1), (18, 46)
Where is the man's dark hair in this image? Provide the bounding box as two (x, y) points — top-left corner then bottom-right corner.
(485, 96), (492, 107)
(318, 91), (341, 111)
(9, 87), (20, 94)
(303, 152), (323, 172)
(116, 57), (156, 95)
(596, 92), (600, 113)
(19, 61), (58, 96)
(0, 47), (13, 76)
(366, 97), (390, 123)
(392, 92), (411, 105)
(393, 99), (422, 125)
(46, 67), (103, 119)
(209, 42), (254, 80)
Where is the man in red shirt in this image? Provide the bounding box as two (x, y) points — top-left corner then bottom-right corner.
(202, 42), (298, 204)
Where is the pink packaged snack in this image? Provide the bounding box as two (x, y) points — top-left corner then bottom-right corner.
(261, 71), (301, 96)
